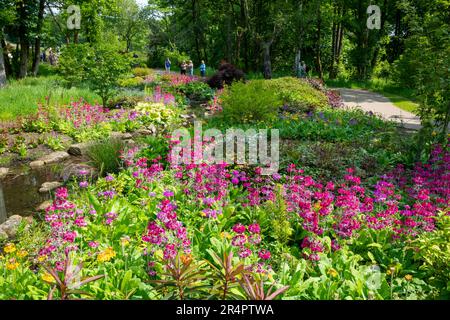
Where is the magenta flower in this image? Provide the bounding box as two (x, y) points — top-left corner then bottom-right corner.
(232, 223), (246, 234)
(248, 223), (261, 234)
(79, 181), (89, 188)
(88, 241), (99, 248)
(163, 190), (174, 197)
(258, 249), (271, 260)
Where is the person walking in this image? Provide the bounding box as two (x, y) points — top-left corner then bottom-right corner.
(187, 60), (194, 77)
(49, 48), (55, 66)
(301, 61), (307, 78)
(165, 58), (171, 72)
(180, 61), (187, 75)
(199, 60), (206, 77)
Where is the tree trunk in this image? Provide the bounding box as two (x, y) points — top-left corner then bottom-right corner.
(0, 45), (6, 87)
(0, 35), (12, 78)
(262, 41), (272, 79)
(329, 3), (344, 79)
(18, 1), (29, 79)
(315, 0), (323, 80)
(32, 0), (46, 76)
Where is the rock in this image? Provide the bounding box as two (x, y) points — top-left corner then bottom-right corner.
(132, 129), (154, 138)
(148, 124), (157, 134)
(60, 163), (98, 182)
(0, 228), (7, 240)
(41, 151), (70, 165)
(68, 142), (93, 156)
(0, 215), (23, 238)
(110, 132), (133, 140)
(39, 181), (63, 193)
(124, 139), (136, 146)
(30, 160), (45, 169)
(0, 167), (9, 179)
(36, 200), (53, 211)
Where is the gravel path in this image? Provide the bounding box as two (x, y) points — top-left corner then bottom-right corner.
(338, 88), (421, 130)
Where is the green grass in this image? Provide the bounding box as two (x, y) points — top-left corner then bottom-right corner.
(0, 76), (100, 121)
(325, 78), (418, 113)
(87, 138), (126, 176)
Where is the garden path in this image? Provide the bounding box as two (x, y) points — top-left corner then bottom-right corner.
(338, 88), (422, 130)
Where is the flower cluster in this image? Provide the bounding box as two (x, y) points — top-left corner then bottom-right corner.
(39, 187), (86, 270)
(142, 198), (191, 276)
(230, 223), (271, 274)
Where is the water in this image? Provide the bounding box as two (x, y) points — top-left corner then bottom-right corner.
(0, 165), (63, 223)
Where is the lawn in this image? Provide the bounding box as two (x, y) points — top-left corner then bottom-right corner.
(0, 76), (100, 121)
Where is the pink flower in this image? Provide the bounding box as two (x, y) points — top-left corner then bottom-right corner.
(163, 190), (174, 197)
(248, 223), (261, 234)
(79, 181), (89, 188)
(88, 241), (99, 248)
(258, 249), (271, 260)
(232, 223), (246, 234)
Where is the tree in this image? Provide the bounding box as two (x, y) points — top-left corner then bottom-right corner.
(31, 0), (47, 76)
(0, 45), (6, 87)
(115, 0), (144, 52)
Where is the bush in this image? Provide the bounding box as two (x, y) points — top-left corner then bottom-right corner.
(177, 81), (215, 102)
(118, 77), (145, 88)
(207, 63), (245, 89)
(269, 77), (328, 113)
(220, 79), (282, 124)
(59, 44), (132, 107)
(132, 67), (154, 77)
(87, 138), (126, 175)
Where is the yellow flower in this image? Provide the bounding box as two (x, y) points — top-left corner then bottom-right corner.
(17, 250), (28, 258)
(180, 254), (192, 265)
(41, 272), (55, 284)
(97, 247), (116, 263)
(6, 258), (19, 270)
(220, 232), (232, 240)
(37, 255), (47, 262)
(328, 268), (339, 278)
(313, 202), (322, 211)
(404, 274), (413, 281)
(4, 243), (16, 254)
(432, 131), (437, 136)
(120, 236), (131, 247)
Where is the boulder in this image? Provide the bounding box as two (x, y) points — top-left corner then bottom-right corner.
(41, 151), (70, 165)
(110, 132), (133, 140)
(68, 142), (93, 156)
(148, 124), (157, 135)
(36, 200), (53, 211)
(0, 215), (23, 238)
(30, 160), (45, 169)
(60, 163), (98, 182)
(0, 167), (9, 179)
(132, 129), (154, 138)
(39, 181), (63, 193)
(0, 228), (7, 240)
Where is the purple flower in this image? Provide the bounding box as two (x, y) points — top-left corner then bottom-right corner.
(105, 174), (115, 182)
(163, 190), (174, 197)
(79, 181), (89, 188)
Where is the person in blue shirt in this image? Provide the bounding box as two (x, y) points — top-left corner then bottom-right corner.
(165, 58), (171, 72)
(200, 60), (206, 77)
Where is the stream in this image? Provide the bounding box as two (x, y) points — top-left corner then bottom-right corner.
(0, 164), (63, 224)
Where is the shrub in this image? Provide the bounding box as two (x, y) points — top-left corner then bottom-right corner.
(220, 80), (282, 124)
(132, 67), (154, 77)
(177, 81), (215, 102)
(269, 77), (328, 113)
(87, 138), (126, 175)
(59, 44), (131, 107)
(207, 63), (245, 89)
(118, 77), (145, 88)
